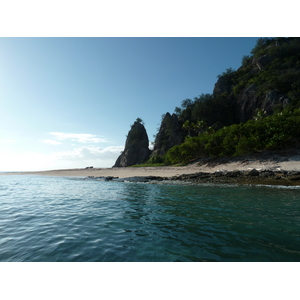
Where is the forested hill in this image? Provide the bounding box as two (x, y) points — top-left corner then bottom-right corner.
(174, 37), (300, 129)
(115, 38), (300, 167)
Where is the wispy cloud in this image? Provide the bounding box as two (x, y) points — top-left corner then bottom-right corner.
(50, 132), (108, 144)
(42, 139), (61, 145)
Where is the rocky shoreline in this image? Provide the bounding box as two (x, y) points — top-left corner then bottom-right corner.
(86, 168), (300, 186)
(168, 169), (300, 186)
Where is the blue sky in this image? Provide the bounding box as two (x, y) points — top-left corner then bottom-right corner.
(0, 37), (259, 171)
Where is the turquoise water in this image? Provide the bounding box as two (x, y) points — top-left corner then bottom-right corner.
(0, 175), (299, 261)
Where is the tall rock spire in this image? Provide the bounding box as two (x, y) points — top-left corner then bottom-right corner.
(113, 119), (151, 167)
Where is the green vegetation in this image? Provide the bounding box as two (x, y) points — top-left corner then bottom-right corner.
(126, 117), (146, 144)
(232, 37), (300, 101)
(141, 37), (300, 166)
(135, 117), (144, 125)
(165, 108), (300, 164)
(175, 92), (237, 129)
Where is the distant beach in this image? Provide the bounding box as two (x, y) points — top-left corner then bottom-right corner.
(4, 150), (300, 184)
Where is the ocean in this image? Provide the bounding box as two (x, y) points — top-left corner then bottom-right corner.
(0, 175), (299, 262)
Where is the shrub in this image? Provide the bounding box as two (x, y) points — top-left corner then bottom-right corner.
(165, 108), (300, 163)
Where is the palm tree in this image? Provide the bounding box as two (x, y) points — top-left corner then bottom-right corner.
(194, 120), (207, 135)
(182, 120), (193, 136)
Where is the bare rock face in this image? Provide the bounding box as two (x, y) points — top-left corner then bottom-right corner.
(213, 75), (233, 97)
(151, 112), (186, 157)
(236, 85), (290, 123)
(252, 54), (272, 71)
(262, 90), (290, 115)
(113, 121), (151, 167)
(236, 84), (261, 123)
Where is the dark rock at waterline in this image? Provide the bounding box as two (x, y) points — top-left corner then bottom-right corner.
(85, 168), (300, 186)
(288, 171), (300, 176)
(85, 176), (119, 181)
(116, 176), (164, 183)
(287, 175), (300, 181)
(169, 172), (210, 181)
(105, 176), (117, 181)
(247, 168), (260, 176)
(173, 169), (300, 186)
(259, 171), (275, 178)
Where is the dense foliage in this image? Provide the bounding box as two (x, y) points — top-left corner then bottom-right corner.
(173, 38), (300, 126)
(174, 92), (238, 130)
(232, 37), (300, 102)
(164, 108), (300, 164)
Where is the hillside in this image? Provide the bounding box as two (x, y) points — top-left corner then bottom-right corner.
(115, 37), (300, 167)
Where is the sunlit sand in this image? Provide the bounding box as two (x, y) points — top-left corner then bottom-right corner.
(4, 152), (300, 178)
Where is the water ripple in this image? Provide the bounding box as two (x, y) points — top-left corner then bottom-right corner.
(0, 175), (300, 261)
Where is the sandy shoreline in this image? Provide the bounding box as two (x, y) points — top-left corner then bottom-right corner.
(3, 151), (300, 178)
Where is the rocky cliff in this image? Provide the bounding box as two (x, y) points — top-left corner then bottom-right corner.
(151, 113), (186, 157)
(113, 120), (151, 167)
(115, 38), (300, 165)
(212, 38), (299, 123)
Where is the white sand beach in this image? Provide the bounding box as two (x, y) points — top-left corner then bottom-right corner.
(4, 150), (300, 178)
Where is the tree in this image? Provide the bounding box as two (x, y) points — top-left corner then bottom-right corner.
(253, 109), (267, 121)
(136, 117), (144, 125)
(193, 120), (207, 135)
(174, 106), (182, 116)
(181, 98), (193, 109)
(217, 67), (235, 79)
(182, 120), (193, 136)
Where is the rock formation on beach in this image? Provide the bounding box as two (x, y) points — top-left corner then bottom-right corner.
(151, 112), (186, 157)
(113, 119), (151, 167)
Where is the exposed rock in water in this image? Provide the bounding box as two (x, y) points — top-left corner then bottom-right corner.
(115, 176), (164, 183)
(151, 112), (186, 157)
(113, 120), (151, 167)
(168, 169), (300, 186)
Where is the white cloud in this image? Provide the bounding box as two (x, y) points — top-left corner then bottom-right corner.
(42, 139), (61, 145)
(52, 146), (123, 161)
(0, 145), (124, 171)
(50, 132), (107, 144)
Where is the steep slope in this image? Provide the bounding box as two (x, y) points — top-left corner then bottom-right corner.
(116, 38), (300, 166)
(213, 37), (300, 123)
(113, 120), (151, 167)
(151, 112), (186, 157)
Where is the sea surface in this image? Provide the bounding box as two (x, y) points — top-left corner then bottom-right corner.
(0, 175), (300, 262)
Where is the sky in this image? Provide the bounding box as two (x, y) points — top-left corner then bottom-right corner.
(0, 37), (262, 171)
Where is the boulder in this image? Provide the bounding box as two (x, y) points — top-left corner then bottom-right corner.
(247, 168), (260, 176)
